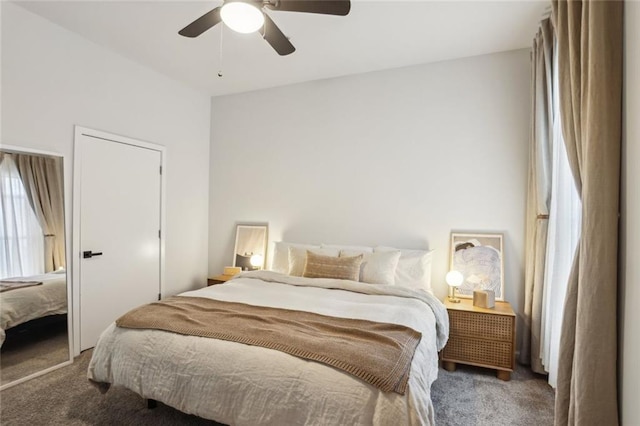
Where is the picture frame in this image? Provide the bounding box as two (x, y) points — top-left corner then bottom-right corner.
(449, 232), (505, 301)
(233, 224), (268, 271)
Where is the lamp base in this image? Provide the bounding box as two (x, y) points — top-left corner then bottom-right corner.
(448, 286), (461, 303)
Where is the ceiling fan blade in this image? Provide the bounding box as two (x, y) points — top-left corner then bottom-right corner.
(265, 0), (350, 16)
(260, 14), (296, 56)
(179, 7), (222, 38)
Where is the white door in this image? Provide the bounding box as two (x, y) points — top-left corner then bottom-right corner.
(77, 134), (162, 351)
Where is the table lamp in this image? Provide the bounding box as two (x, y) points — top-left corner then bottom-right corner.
(250, 254), (264, 270)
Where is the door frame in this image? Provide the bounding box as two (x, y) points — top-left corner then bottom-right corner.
(72, 126), (166, 356)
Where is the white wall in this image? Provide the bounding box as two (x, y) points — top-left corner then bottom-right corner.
(209, 49), (530, 322)
(1, 3), (211, 296)
(620, 1), (640, 424)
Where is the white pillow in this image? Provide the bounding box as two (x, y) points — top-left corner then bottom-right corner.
(340, 250), (401, 285)
(374, 246), (434, 291)
(321, 244), (374, 254)
(271, 242), (318, 273)
(288, 247), (340, 277)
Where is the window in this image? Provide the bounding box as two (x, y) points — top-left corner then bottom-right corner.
(539, 41), (582, 388)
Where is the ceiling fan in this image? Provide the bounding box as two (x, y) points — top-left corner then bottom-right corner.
(178, 0), (351, 56)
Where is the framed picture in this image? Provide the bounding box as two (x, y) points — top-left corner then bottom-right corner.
(233, 224), (268, 271)
(449, 232), (505, 301)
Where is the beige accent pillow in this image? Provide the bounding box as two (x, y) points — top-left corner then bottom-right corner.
(288, 247), (339, 277)
(303, 251), (363, 281)
(341, 250), (401, 285)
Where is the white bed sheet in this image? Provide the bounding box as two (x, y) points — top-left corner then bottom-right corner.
(0, 272), (67, 346)
(88, 271), (449, 425)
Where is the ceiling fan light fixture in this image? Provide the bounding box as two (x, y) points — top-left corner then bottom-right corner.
(220, 2), (265, 34)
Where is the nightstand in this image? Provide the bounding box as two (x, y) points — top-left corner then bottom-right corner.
(441, 298), (516, 381)
(207, 274), (234, 286)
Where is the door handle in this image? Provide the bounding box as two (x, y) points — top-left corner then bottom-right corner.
(83, 250), (104, 259)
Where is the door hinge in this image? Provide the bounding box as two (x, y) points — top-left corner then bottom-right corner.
(158, 230), (161, 239)
(159, 165), (162, 175)
(158, 293), (161, 301)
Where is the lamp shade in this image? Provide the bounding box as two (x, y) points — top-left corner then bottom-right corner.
(250, 254), (264, 268)
(446, 270), (464, 287)
(220, 2), (265, 34)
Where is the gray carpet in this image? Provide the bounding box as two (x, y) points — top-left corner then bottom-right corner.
(432, 364), (555, 426)
(1, 326), (69, 385)
(0, 350), (554, 425)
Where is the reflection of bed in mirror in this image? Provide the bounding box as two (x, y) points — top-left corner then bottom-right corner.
(0, 270), (68, 345)
(0, 147), (71, 389)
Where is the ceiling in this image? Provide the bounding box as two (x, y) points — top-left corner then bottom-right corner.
(15, 0), (546, 97)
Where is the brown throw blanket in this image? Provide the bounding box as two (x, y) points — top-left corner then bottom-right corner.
(0, 280), (43, 292)
(116, 296), (422, 394)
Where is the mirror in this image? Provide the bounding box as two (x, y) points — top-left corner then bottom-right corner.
(233, 224), (268, 270)
(0, 148), (71, 389)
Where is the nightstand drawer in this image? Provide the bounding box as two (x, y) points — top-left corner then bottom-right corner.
(449, 310), (513, 341)
(207, 274), (235, 286)
(442, 335), (513, 370)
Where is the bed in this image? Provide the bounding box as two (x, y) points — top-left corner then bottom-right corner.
(0, 271), (68, 346)
(88, 267), (449, 425)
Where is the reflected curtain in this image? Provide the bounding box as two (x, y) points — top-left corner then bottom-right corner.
(13, 154), (65, 272)
(520, 18), (554, 375)
(0, 154), (46, 278)
(552, 0), (623, 424)
(236, 228), (266, 256)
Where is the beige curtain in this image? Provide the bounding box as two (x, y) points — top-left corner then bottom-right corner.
(14, 154), (66, 272)
(552, 0), (623, 424)
(520, 18), (555, 374)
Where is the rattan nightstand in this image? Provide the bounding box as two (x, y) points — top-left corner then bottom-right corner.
(441, 298), (516, 381)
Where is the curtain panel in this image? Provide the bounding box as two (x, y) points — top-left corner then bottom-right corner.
(0, 154), (46, 278)
(552, 0), (623, 424)
(520, 17), (555, 375)
(13, 154), (65, 272)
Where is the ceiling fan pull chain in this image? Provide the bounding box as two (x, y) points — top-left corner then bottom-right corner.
(218, 23), (224, 78)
